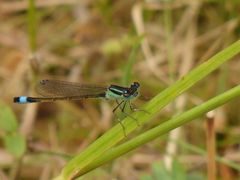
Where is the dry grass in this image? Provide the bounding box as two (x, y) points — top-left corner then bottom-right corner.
(0, 0), (239, 179)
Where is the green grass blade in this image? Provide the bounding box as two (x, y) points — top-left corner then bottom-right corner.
(55, 40), (240, 179)
(78, 84), (240, 175)
(28, 0), (37, 52)
(121, 37), (142, 86)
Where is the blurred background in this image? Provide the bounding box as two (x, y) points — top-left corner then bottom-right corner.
(0, 0), (240, 179)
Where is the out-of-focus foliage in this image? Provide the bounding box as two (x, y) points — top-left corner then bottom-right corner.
(0, 102), (26, 158)
(0, 0), (239, 179)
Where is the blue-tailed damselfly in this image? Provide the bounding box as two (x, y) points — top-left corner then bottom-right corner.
(14, 79), (142, 136)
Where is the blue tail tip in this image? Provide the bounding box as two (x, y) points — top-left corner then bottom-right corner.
(13, 96), (28, 104)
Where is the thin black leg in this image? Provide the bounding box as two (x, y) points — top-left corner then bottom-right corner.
(121, 101), (127, 112)
(112, 100), (127, 137)
(119, 101), (140, 126)
(113, 100), (124, 113)
(116, 116), (127, 137)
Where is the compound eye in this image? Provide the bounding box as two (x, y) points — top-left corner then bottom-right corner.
(132, 82), (140, 88)
(135, 82), (140, 87)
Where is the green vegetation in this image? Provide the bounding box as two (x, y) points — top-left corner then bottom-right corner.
(0, 1), (239, 179)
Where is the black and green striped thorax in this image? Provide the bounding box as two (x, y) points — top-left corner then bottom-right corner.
(105, 82), (140, 100)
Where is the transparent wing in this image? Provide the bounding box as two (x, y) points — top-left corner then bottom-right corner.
(36, 80), (107, 98)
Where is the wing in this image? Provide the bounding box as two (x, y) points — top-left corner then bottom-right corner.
(36, 79), (107, 98)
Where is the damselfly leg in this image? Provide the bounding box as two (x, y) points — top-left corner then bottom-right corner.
(112, 100), (124, 113)
(119, 100), (140, 126)
(112, 100), (141, 136)
(112, 100), (126, 136)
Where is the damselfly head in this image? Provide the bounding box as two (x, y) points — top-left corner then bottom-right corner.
(129, 82), (140, 98)
(131, 82), (140, 89)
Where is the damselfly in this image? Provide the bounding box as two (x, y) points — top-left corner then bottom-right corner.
(14, 79), (142, 135)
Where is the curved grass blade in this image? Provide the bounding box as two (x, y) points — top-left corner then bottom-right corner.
(54, 40), (240, 180)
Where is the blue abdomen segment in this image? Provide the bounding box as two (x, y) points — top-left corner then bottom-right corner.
(14, 96), (28, 103)
(13, 96), (38, 103)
